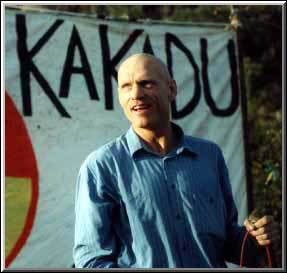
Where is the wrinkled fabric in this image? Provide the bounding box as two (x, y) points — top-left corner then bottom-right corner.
(74, 124), (260, 268)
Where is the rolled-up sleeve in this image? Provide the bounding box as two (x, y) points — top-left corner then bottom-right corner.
(73, 157), (118, 268)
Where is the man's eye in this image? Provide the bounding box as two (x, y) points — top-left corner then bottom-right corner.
(143, 82), (154, 88)
(121, 84), (131, 90)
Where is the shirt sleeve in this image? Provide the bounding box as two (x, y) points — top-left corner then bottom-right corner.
(216, 146), (265, 267)
(73, 156), (119, 268)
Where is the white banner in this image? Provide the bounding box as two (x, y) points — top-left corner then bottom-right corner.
(5, 7), (248, 268)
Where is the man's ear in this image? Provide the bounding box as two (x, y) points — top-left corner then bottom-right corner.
(168, 80), (177, 102)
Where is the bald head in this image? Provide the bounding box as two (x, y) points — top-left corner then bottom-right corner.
(118, 53), (171, 82)
(117, 52), (177, 131)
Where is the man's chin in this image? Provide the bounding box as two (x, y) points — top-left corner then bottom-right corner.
(131, 118), (155, 130)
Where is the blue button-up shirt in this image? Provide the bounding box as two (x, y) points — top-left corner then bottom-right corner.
(74, 124), (260, 268)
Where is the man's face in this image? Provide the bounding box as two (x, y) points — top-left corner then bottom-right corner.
(118, 56), (176, 130)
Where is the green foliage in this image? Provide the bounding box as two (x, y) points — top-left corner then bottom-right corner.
(236, 6), (282, 224)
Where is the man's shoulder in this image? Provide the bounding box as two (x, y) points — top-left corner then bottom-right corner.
(184, 134), (222, 154)
(184, 134), (219, 147)
(84, 134), (128, 167)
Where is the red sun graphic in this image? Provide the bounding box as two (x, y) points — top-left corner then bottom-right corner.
(5, 91), (39, 267)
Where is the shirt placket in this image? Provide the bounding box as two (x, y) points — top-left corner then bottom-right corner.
(165, 153), (205, 267)
(162, 154), (191, 267)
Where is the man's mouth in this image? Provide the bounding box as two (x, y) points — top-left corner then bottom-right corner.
(131, 104), (152, 112)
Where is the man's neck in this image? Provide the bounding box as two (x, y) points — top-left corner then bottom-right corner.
(133, 123), (178, 156)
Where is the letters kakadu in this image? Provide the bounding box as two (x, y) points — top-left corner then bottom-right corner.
(5, 7), (247, 268)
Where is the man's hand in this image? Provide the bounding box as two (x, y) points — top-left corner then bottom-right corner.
(244, 215), (281, 267)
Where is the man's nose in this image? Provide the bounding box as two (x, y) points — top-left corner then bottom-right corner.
(131, 84), (144, 100)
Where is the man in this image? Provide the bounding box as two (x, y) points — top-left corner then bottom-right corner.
(73, 53), (280, 268)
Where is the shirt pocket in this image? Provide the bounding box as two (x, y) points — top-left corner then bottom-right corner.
(124, 182), (147, 205)
(193, 189), (226, 240)
(122, 177), (154, 221)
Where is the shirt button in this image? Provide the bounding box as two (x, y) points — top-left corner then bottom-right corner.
(182, 245), (187, 251)
(176, 213), (181, 220)
(209, 196), (214, 204)
(171, 184), (176, 189)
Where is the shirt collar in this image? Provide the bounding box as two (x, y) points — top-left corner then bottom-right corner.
(173, 123), (198, 158)
(126, 123), (198, 159)
(126, 126), (145, 158)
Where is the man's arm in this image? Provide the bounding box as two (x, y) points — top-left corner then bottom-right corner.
(216, 146), (264, 267)
(73, 157), (119, 268)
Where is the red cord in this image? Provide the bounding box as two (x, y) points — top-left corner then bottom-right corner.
(240, 230), (250, 267)
(240, 231), (273, 268)
(265, 245), (272, 268)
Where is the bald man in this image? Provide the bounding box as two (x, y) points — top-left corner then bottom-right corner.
(73, 53), (280, 268)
